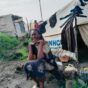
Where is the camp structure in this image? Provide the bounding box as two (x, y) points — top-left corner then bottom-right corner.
(42, 0), (88, 62)
(0, 14), (26, 37)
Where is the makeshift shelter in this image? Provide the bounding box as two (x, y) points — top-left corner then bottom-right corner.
(43, 0), (88, 62)
(0, 14), (26, 37)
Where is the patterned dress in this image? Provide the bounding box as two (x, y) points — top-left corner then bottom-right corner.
(24, 58), (46, 81)
(24, 43), (56, 81)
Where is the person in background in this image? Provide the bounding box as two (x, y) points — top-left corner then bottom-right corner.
(34, 20), (40, 30)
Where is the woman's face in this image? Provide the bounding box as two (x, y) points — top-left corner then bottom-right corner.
(31, 30), (40, 43)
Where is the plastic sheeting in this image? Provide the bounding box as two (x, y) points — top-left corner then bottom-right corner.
(52, 49), (77, 61)
(78, 24), (88, 47)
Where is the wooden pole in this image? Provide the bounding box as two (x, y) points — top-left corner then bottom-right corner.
(39, 0), (43, 21)
(26, 18), (31, 38)
(26, 18), (30, 33)
(74, 17), (78, 60)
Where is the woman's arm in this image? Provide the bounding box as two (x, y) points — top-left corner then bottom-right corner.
(28, 45), (33, 60)
(37, 40), (45, 59)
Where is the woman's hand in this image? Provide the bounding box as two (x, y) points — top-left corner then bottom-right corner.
(37, 40), (45, 46)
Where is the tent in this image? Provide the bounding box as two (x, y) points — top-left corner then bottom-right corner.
(43, 0), (88, 62)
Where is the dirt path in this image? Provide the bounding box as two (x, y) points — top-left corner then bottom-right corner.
(0, 61), (59, 88)
(0, 61), (35, 88)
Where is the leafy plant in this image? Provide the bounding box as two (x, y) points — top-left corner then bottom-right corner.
(0, 32), (20, 60)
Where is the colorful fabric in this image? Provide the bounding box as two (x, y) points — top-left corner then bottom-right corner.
(24, 59), (45, 80)
(24, 56), (58, 80)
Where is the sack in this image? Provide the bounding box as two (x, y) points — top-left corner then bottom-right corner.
(64, 64), (78, 72)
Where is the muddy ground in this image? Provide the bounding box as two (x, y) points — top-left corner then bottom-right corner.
(0, 61), (87, 88)
(0, 61), (59, 88)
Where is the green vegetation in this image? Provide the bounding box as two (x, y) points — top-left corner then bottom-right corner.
(14, 47), (28, 61)
(0, 32), (20, 49)
(0, 32), (30, 61)
(73, 79), (88, 88)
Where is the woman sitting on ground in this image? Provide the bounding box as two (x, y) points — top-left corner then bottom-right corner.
(24, 30), (64, 88)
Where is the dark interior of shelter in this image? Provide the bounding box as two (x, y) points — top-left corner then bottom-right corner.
(77, 29), (88, 63)
(61, 27), (88, 63)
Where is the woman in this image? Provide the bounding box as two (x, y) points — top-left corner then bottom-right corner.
(24, 30), (49, 88)
(24, 30), (63, 88)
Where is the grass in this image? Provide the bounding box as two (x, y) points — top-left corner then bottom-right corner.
(16, 47), (28, 60)
(0, 32), (20, 60)
(73, 79), (88, 88)
(0, 32), (31, 61)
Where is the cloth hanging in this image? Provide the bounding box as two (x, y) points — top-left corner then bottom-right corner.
(61, 24), (76, 52)
(61, 28), (68, 50)
(49, 13), (57, 28)
(39, 21), (47, 34)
